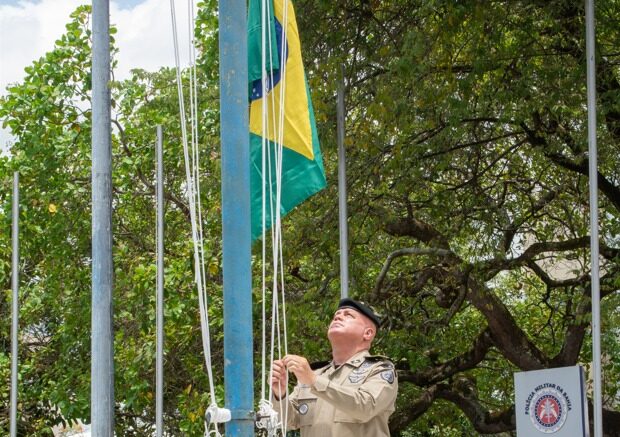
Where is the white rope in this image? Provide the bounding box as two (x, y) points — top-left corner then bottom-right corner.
(275, 2), (290, 434)
(256, 1), (293, 435)
(169, 1), (226, 435)
(260, 0), (269, 406)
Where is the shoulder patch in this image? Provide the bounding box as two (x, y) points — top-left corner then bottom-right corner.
(380, 369), (395, 384)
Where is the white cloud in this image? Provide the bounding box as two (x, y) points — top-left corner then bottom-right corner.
(1, 0), (196, 151)
(111, 0), (193, 80)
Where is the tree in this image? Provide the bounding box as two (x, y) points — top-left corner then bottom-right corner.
(279, 0), (620, 435)
(0, 3), (225, 435)
(2, 1), (620, 436)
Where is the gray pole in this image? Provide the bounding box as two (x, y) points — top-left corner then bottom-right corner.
(337, 72), (349, 299)
(91, 0), (114, 435)
(156, 126), (164, 437)
(10, 172), (19, 437)
(585, 1), (603, 435)
(219, 0), (254, 434)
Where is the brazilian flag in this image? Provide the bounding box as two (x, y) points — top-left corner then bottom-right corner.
(247, 0), (327, 241)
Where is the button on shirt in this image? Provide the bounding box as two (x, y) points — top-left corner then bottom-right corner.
(273, 350), (398, 437)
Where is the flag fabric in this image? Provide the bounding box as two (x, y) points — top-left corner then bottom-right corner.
(248, 0), (327, 241)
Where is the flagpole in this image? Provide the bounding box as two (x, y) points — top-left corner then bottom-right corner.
(91, 0), (114, 435)
(585, 0), (603, 435)
(337, 68), (349, 299)
(218, 0), (254, 435)
(10, 172), (19, 437)
(155, 126), (164, 437)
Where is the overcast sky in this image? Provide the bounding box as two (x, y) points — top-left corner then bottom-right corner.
(0, 0), (196, 151)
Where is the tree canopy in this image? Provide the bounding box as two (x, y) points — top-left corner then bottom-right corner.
(1, 0), (620, 436)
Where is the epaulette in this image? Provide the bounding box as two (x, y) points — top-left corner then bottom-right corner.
(310, 360), (331, 370)
(365, 355), (395, 371)
(366, 354), (393, 363)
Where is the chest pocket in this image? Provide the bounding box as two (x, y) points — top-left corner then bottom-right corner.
(295, 395), (318, 427)
(333, 411), (364, 424)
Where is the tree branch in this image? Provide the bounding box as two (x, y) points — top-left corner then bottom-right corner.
(467, 276), (549, 370)
(384, 215), (452, 248)
(398, 328), (493, 386)
(502, 189), (558, 253)
(374, 247), (453, 295)
(520, 121), (620, 212)
(389, 385), (441, 434)
(112, 118), (191, 220)
(550, 289), (589, 366)
(481, 236), (591, 278)
(436, 384), (515, 434)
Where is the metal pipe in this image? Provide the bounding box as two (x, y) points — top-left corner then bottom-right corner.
(337, 71), (349, 299)
(91, 0), (114, 435)
(218, 0), (254, 435)
(10, 172), (19, 437)
(585, 1), (603, 436)
(156, 126), (164, 437)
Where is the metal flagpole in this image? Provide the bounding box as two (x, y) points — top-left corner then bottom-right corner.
(337, 70), (349, 299)
(156, 126), (164, 437)
(10, 172), (19, 437)
(91, 0), (114, 435)
(585, 1), (603, 436)
(218, 0), (254, 435)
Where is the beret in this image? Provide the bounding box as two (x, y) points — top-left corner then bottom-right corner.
(338, 298), (383, 329)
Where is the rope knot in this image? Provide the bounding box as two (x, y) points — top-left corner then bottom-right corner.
(256, 399), (281, 435)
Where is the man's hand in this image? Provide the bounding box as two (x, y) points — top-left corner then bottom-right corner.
(283, 355), (317, 386)
(271, 359), (288, 399)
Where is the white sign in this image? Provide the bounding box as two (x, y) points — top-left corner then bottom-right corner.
(515, 366), (589, 436)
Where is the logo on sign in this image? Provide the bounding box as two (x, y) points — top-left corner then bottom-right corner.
(527, 387), (569, 433)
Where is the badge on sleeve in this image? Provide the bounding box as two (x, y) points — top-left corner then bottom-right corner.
(381, 369), (395, 384)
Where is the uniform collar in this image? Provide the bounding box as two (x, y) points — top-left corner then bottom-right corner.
(335, 349), (370, 369)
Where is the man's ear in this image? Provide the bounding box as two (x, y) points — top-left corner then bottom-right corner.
(363, 327), (375, 341)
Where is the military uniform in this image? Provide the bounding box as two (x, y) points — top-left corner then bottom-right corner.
(273, 350), (398, 437)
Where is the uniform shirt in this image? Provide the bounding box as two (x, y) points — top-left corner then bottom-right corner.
(273, 350), (398, 437)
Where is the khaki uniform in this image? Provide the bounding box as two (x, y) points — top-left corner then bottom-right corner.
(273, 350), (398, 437)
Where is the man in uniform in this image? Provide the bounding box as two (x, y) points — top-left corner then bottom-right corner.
(271, 298), (398, 436)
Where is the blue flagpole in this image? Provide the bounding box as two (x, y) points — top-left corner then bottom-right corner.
(219, 0), (255, 435)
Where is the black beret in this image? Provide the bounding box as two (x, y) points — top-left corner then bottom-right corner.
(338, 298), (383, 329)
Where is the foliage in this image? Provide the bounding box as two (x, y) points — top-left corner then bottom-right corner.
(284, 0), (620, 435)
(2, 0), (620, 436)
(0, 2), (224, 435)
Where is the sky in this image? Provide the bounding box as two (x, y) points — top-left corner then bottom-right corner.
(0, 0), (196, 151)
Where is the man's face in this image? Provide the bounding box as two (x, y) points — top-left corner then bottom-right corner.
(327, 307), (374, 343)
